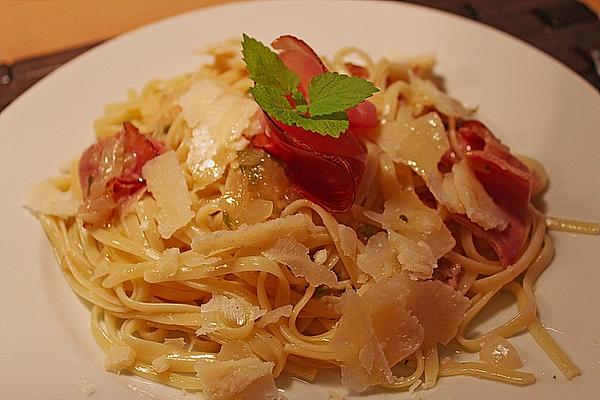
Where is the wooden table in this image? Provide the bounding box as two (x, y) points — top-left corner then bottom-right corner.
(1, 0), (599, 111)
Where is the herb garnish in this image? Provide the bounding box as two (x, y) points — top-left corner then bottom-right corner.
(241, 34), (379, 138)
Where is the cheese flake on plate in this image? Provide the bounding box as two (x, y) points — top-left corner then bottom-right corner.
(142, 150), (194, 239)
(178, 78), (259, 190)
(104, 345), (136, 373)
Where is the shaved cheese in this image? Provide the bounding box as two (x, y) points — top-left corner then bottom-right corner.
(362, 277), (424, 366)
(104, 345), (136, 373)
(25, 179), (81, 218)
(328, 391), (346, 400)
(217, 342), (254, 361)
(357, 232), (399, 281)
(421, 224), (456, 259)
(452, 161), (508, 230)
(256, 305), (293, 328)
(332, 271), (469, 392)
(377, 112), (463, 215)
(313, 248), (328, 265)
(263, 236), (340, 288)
(179, 78), (259, 190)
(331, 291), (394, 392)
(479, 335), (523, 370)
(142, 151), (194, 239)
(194, 356), (277, 400)
(337, 225), (358, 258)
(179, 79), (225, 128)
(388, 231), (437, 278)
(364, 191), (441, 234)
(409, 74), (474, 119)
(152, 355), (170, 373)
(143, 247), (180, 283)
(396, 276), (470, 345)
(377, 112), (448, 185)
(196, 295), (265, 337)
(163, 337), (187, 349)
(192, 214), (315, 254)
(363, 191), (455, 273)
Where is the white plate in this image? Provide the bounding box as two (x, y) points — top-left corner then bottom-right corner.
(1, 1), (599, 399)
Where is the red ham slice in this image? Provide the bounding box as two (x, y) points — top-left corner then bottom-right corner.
(272, 35), (326, 98)
(252, 115), (365, 212)
(452, 213), (527, 266)
(451, 120), (536, 265)
(251, 35), (377, 211)
(345, 63), (369, 79)
(78, 122), (165, 227)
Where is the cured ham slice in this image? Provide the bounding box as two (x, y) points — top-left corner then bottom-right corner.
(252, 35), (378, 212)
(451, 120), (537, 265)
(252, 116), (366, 212)
(455, 120), (534, 220)
(78, 122), (165, 227)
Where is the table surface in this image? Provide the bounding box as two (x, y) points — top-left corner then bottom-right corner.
(1, 0), (599, 112)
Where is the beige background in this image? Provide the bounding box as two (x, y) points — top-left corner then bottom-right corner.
(1, 0), (598, 63)
(0, 0), (238, 63)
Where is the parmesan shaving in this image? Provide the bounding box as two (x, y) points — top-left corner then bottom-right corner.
(337, 225), (358, 258)
(357, 232), (399, 281)
(142, 151), (194, 239)
(388, 231), (437, 278)
(313, 248), (328, 265)
(194, 356), (277, 400)
(152, 354), (170, 373)
(143, 247), (180, 283)
(263, 236), (340, 288)
(452, 161), (508, 230)
(163, 337), (187, 349)
(409, 73), (474, 119)
(25, 179), (81, 218)
(331, 291), (394, 391)
(104, 345), (136, 373)
(196, 295), (265, 337)
(179, 78), (259, 190)
(89, 258), (109, 281)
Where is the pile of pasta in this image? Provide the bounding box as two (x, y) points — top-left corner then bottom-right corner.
(28, 39), (594, 399)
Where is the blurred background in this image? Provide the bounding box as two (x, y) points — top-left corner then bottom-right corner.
(1, 0), (599, 111)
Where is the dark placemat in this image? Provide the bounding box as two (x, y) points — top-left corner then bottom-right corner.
(1, 0), (598, 112)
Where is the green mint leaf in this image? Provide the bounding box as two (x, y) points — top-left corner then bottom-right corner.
(299, 112), (349, 138)
(242, 34), (299, 95)
(295, 104), (309, 113)
(291, 90), (306, 106)
(251, 85), (297, 121)
(307, 72), (379, 117)
(251, 86), (348, 138)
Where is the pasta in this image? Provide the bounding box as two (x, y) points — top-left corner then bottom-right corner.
(27, 36), (599, 399)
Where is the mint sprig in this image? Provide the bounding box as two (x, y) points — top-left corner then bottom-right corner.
(241, 34), (379, 138)
(251, 86), (349, 138)
(241, 34), (299, 95)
